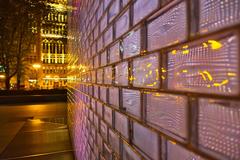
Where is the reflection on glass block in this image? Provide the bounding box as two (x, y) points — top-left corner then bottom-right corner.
(100, 86), (107, 103)
(101, 51), (107, 66)
(97, 36), (103, 52)
(146, 92), (188, 139)
(199, 0), (240, 34)
(167, 33), (239, 95)
(109, 129), (120, 155)
(133, 0), (158, 24)
(104, 66), (113, 84)
(123, 29), (141, 59)
(109, 0), (120, 22)
(104, 26), (113, 47)
(94, 85), (99, 98)
(116, 10), (129, 38)
(122, 141), (142, 160)
(100, 120), (108, 141)
(104, 106), (113, 126)
(100, 13), (108, 33)
(132, 122), (160, 160)
(97, 101), (103, 117)
(198, 98), (240, 160)
(94, 56), (99, 68)
(133, 53), (159, 88)
(97, 69), (103, 84)
(109, 42), (120, 64)
(122, 89), (141, 118)
(147, 2), (187, 51)
(167, 141), (204, 160)
(115, 111), (129, 139)
(115, 62), (128, 86)
(109, 87), (119, 108)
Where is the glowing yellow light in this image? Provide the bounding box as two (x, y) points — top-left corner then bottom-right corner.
(171, 50), (177, 55)
(0, 75), (5, 79)
(213, 79), (229, 87)
(203, 71), (213, 81)
(161, 76), (166, 80)
(147, 63), (152, 68)
(207, 85), (211, 88)
(161, 68), (166, 73)
(149, 70), (152, 75)
(154, 93), (161, 97)
(182, 50), (189, 54)
(182, 70), (188, 73)
(227, 73), (237, 77)
(203, 42), (208, 48)
(29, 119), (42, 124)
(208, 40), (222, 50)
(32, 64), (41, 69)
(129, 76), (135, 81)
(199, 72), (207, 81)
(170, 141), (177, 145)
(176, 72), (180, 76)
(182, 45), (189, 49)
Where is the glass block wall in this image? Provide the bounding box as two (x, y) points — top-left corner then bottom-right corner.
(67, 0), (240, 160)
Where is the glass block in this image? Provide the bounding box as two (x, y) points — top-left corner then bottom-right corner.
(97, 36), (103, 52)
(100, 86), (107, 103)
(115, 62), (129, 86)
(167, 141), (205, 160)
(94, 113), (99, 128)
(97, 2), (103, 21)
(92, 71), (96, 83)
(97, 101), (103, 118)
(115, 111), (129, 139)
(167, 33), (239, 95)
(104, 66), (113, 84)
(104, 105), (113, 126)
(94, 56), (99, 69)
(146, 92), (188, 139)
(94, 26), (99, 41)
(132, 122), (160, 160)
(198, 98), (240, 160)
(109, 87), (119, 108)
(122, 141), (142, 160)
(104, 26), (113, 47)
(97, 68), (103, 84)
(116, 10), (129, 38)
(109, 129), (120, 155)
(101, 51), (107, 66)
(109, 0), (120, 22)
(103, 143), (112, 159)
(122, 89), (141, 119)
(100, 13), (108, 33)
(147, 2), (187, 51)
(199, 0), (240, 34)
(109, 42), (120, 64)
(91, 99), (96, 111)
(122, 29), (141, 59)
(122, 0), (130, 7)
(97, 133), (103, 152)
(100, 120), (108, 142)
(133, 0), (158, 25)
(104, 0), (111, 10)
(94, 85), (99, 99)
(133, 53), (159, 88)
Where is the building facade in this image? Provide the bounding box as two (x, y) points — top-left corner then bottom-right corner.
(67, 0), (240, 160)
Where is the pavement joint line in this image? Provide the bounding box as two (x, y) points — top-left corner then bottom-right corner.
(0, 149), (74, 160)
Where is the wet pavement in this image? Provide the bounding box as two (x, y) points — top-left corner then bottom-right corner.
(0, 102), (74, 160)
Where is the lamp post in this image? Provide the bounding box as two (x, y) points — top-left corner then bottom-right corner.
(32, 63), (41, 89)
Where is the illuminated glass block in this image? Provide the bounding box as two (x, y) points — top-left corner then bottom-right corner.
(198, 98), (240, 160)
(167, 33), (239, 95)
(100, 120), (108, 141)
(109, 0), (120, 22)
(146, 92), (188, 139)
(109, 129), (120, 155)
(109, 42), (120, 64)
(104, 26), (113, 47)
(100, 13), (108, 33)
(97, 101), (103, 118)
(116, 10), (129, 38)
(104, 66), (113, 84)
(109, 87), (119, 108)
(97, 68), (103, 84)
(122, 141), (141, 160)
(199, 0), (240, 34)
(132, 122), (160, 160)
(104, 105), (113, 126)
(167, 141), (204, 160)
(133, 53), (159, 88)
(101, 51), (107, 66)
(122, 29), (141, 59)
(133, 0), (158, 24)
(100, 86), (107, 103)
(115, 111), (129, 139)
(147, 2), (187, 51)
(122, 89), (141, 118)
(115, 62), (129, 86)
